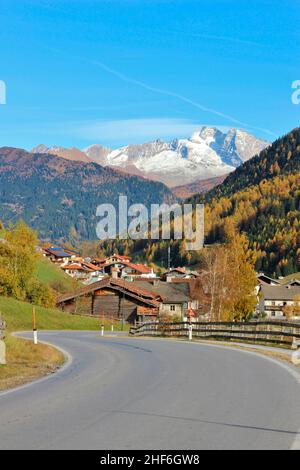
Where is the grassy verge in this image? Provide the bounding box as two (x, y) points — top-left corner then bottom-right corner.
(0, 336), (65, 391)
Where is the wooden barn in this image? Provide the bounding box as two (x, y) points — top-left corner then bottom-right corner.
(56, 277), (200, 323)
(56, 277), (161, 323)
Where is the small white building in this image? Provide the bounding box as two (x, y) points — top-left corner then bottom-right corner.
(258, 284), (300, 319)
(161, 268), (200, 283)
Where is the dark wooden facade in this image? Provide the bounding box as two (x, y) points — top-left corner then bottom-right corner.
(57, 279), (160, 323)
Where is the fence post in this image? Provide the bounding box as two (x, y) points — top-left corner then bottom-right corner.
(291, 327), (298, 350)
(188, 323), (193, 341)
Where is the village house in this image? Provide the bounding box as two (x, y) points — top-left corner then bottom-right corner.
(62, 260), (105, 284)
(91, 254), (156, 280)
(92, 254), (132, 266)
(161, 267), (200, 283)
(141, 280), (199, 322)
(56, 277), (200, 324)
(258, 284), (300, 319)
(43, 246), (78, 265)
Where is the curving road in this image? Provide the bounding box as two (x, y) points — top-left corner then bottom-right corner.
(0, 331), (300, 450)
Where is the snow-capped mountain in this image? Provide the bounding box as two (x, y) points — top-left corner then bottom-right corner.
(32, 127), (269, 187)
(84, 127), (269, 187)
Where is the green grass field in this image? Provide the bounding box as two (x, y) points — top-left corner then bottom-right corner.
(0, 296), (128, 332)
(0, 296), (102, 332)
(36, 256), (78, 292)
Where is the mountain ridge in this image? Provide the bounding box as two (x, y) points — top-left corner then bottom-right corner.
(32, 127), (269, 187)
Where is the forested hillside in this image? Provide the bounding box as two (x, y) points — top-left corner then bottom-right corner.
(0, 147), (175, 241)
(95, 128), (300, 277)
(203, 171), (300, 276)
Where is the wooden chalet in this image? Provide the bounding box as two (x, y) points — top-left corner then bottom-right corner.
(56, 278), (199, 323)
(56, 277), (161, 323)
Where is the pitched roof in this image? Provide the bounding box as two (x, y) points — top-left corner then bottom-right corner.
(62, 263), (88, 271)
(56, 277), (161, 307)
(62, 263), (98, 273)
(257, 273), (280, 285)
(260, 285), (300, 301)
(113, 254), (131, 260)
(122, 262), (152, 274)
(133, 280), (191, 303)
(162, 267), (199, 278)
(81, 261), (101, 271)
(45, 248), (71, 258)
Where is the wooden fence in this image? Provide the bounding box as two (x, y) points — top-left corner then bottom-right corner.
(130, 320), (300, 348)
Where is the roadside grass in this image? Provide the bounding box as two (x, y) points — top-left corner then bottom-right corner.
(0, 335), (64, 391)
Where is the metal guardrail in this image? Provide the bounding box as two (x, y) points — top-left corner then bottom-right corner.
(130, 320), (300, 347)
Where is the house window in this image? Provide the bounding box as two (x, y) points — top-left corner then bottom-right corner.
(170, 305), (176, 312)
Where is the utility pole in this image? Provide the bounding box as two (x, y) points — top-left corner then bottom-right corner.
(168, 245), (171, 270)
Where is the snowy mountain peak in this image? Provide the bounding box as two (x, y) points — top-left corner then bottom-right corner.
(83, 127), (269, 187)
(31, 127), (270, 188)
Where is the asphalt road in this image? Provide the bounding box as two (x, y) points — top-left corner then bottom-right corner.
(0, 331), (300, 450)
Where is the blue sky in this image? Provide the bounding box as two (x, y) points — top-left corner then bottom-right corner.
(0, 0), (299, 149)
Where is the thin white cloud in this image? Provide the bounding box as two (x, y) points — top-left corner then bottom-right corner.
(69, 118), (222, 143)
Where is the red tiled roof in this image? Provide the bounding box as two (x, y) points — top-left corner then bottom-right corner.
(122, 262), (152, 274)
(62, 263), (94, 272)
(93, 258), (106, 264)
(110, 278), (160, 300)
(114, 254), (131, 260)
(81, 262), (101, 271)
